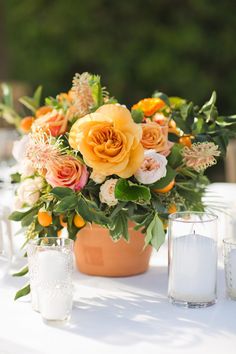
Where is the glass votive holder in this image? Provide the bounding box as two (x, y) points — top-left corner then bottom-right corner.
(27, 237), (74, 322)
(168, 212), (218, 308)
(223, 238), (236, 300)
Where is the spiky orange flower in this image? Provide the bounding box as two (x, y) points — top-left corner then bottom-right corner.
(182, 142), (220, 172)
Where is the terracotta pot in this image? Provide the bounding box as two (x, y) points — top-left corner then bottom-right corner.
(74, 224), (152, 277)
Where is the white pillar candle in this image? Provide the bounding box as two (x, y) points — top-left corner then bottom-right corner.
(227, 249), (236, 298)
(37, 249), (73, 320)
(38, 249), (68, 283)
(39, 288), (72, 321)
(169, 234), (217, 303)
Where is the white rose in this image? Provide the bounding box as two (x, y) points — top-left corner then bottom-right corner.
(19, 159), (36, 178)
(99, 178), (118, 206)
(134, 149), (167, 184)
(17, 177), (44, 207)
(12, 135), (29, 162)
(90, 170), (106, 184)
(14, 196), (24, 210)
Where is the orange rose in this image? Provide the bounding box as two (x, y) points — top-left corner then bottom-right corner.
(141, 122), (168, 152)
(32, 109), (68, 137)
(69, 104), (144, 178)
(132, 98), (165, 116)
(36, 106), (53, 118)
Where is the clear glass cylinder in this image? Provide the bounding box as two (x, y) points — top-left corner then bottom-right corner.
(168, 212), (218, 308)
(27, 237), (74, 322)
(223, 238), (236, 300)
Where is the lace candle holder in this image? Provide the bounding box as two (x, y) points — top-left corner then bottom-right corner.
(168, 212), (218, 308)
(27, 237), (74, 322)
(223, 239), (236, 300)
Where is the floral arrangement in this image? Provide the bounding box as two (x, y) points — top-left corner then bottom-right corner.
(1, 73), (236, 259)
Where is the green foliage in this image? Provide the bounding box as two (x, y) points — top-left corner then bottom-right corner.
(51, 187), (74, 199)
(12, 265), (28, 277)
(167, 144), (183, 168)
(131, 109), (144, 123)
(145, 213), (166, 250)
(152, 91), (170, 106)
(115, 179), (151, 203)
(19, 86), (42, 113)
(14, 283), (30, 301)
(109, 210), (129, 241)
(10, 172), (21, 183)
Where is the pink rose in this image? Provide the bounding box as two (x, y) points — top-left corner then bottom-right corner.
(45, 155), (88, 191)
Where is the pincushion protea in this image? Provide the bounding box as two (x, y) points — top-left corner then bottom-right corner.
(70, 72), (95, 117)
(182, 142), (221, 172)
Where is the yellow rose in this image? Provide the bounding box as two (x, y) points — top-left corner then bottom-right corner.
(69, 104), (144, 178)
(141, 122), (168, 152)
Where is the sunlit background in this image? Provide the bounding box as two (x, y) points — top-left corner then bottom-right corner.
(1, 0), (236, 181)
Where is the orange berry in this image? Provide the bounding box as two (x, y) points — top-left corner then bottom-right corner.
(37, 211), (52, 227)
(59, 215), (67, 227)
(73, 214), (85, 228)
(154, 179), (175, 194)
(168, 204), (177, 214)
(36, 106), (52, 118)
(20, 116), (35, 133)
(179, 136), (192, 148)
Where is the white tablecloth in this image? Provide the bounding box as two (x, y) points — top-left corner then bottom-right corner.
(0, 179), (236, 354)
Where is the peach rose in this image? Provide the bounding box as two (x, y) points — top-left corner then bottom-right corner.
(141, 122), (169, 152)
(69, 104), (144, 178)
(45, 155), (88, 191)
(32, 109), (68, 137)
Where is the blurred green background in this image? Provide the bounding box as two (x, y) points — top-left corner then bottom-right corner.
(1, 0), (236, 113)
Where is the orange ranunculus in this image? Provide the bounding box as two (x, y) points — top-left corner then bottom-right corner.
(20, 116), (35, 133)
(32, 109), (68, 137)
(57, 92), (73, 103)
(69, 104), (144, 178)
(132, 98), (165, 117)
(141, 122), (168, 153)
(36, 106), (53, 118)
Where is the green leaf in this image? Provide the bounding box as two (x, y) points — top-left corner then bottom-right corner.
(33, 86), (42, 108)
(77, 197), (110, 225)
(89, 75), (103, 107)
(14, 283), (30, 300)
(145, 213), (165, 250)
(167, 144), (183, 168)
(51, 187), (74, 199)
(54, 195), (78, 213)
(169, 96), (186, 109)
(12, 265), (28, 277)
(21, 208), (38, 227)
(131, 109), (144, 123)
(115, 179), (151, 202)
(1, 83), (13, 107)
(9, 208), (35, 222)
(152, 91), (170, 106)
(10, 172), (21, 183)
(109, 210), (129, 241)
(19, 96), (37, 113)
(200, 91), (217, 113)
(150, 166), (176, 189)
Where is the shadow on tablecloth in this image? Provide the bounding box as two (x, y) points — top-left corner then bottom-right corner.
(53, 265), (236, 350)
